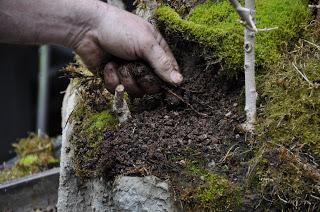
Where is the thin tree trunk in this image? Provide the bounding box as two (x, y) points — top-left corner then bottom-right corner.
(228, 0), (257, 132)
(243, 0), (257, 132)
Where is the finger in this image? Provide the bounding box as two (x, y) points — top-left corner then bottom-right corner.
(152, 29), (180, 77)
(154, 32), (177, 66)
(75, 37), (106, 73)
(142, 39), (183, 86)
(118, 65), (144, 97)
(136, 74), (161, 94)
(103, 62), (120, 94)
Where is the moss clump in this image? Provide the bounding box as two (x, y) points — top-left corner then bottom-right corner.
(177, 163), (241, 211)
(67, 62), (119, 178)
(72, 104), (118, 175)
(248, 144), (320, 210)
(18, 155), (39, 166)
(257, 39), (320, 156)
(155, 0), (311, 75)
(0, 134), (59, 184)
(249, 28), (320, 209)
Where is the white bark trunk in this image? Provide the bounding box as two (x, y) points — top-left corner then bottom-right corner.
(243, 0), (257, 132)
(229, 0), (257, 32)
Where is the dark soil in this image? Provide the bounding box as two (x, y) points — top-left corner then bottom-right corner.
(99, 54), (251, 185)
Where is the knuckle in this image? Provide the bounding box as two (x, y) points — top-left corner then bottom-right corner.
(144, 37), (156, 48)
(158, 55), (172, 71)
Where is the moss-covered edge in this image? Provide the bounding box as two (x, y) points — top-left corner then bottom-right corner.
(0, 134), (59, 184)
(181, 162), (242, 211)
(66, 63), (119, 178)
(155, 0), (310, 76)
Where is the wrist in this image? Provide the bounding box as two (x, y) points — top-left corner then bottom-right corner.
(65, 0), (108, 50)
(0, 0), (107, 47)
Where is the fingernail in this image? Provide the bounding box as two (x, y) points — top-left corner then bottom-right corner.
(170, 72), (183, 84)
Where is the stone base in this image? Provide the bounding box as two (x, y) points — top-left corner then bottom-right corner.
(57, 82), (175, 212)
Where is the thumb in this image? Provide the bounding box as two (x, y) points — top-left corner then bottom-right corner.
(142, 40), (183, 85)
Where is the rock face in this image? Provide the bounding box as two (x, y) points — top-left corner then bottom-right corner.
(57, 81), (175, 212)
(113, 176), (174, 211)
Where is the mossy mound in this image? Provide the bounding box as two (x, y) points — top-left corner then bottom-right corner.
(258, 39), (320, 156)
(155, 0), (311, 76)
(66, 63), (119, 178)
(244, 29), (320, 209)
(248, 143), (320, 210)
(0, 134), (59, 184)
(177, 162), (241, 211)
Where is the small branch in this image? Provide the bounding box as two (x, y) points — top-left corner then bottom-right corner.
(302, 39), (320, 51)
(165, 88), (209, 117)
(257, 27), (279, 32)
(218, 144), (238, 164)
(309, 4), (320, 9)
(229, 0), (258, 32)
(292, 63), (314, 87)
(113, 84), (131, 124)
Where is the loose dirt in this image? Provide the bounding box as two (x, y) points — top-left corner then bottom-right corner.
(99, 54), (250, 183)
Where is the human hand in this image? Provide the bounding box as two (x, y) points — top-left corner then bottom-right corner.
(0, 0), (182, 96)
(73, 3), (183, 96)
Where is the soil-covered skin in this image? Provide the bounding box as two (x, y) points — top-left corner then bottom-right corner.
(99, 54), (248, 182)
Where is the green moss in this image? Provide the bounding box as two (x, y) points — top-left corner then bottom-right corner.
(67, 62), (119, 178)
(0, 134), (59, 184)
(248, 145), (320, 210)
(18, 155), (39, 166)
(155, 0), (311, 75)
(71, 101), (118, 177)
(251, 32), (320, 209)
(179, 163), (241, 211)
(88, 111), (118, 131)
(257, 41), (320, 156)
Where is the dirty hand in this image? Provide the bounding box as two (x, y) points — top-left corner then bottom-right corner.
(74, 4), (183, 96)
(0, 0), (182, 97)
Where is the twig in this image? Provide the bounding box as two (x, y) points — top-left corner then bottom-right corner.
(279, 147), (320, 183)
(310, 195), (320, 201)
(276, 115), (285, 128)
(239, 148), (253, 156)
(292, 63), (314, 86)
(191, 95), (215, 110)
(229, 0), (258, 32)
(277, 194), (288, 204)
(167, 86), (214, 110)
(257, 27), (279, 32)
(219, 144), (238, 164)
(165, 88), (209, 117)
(178, 87), (205, 94)
(309, 4), (320, 9)
(302, 39), (320, 51)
